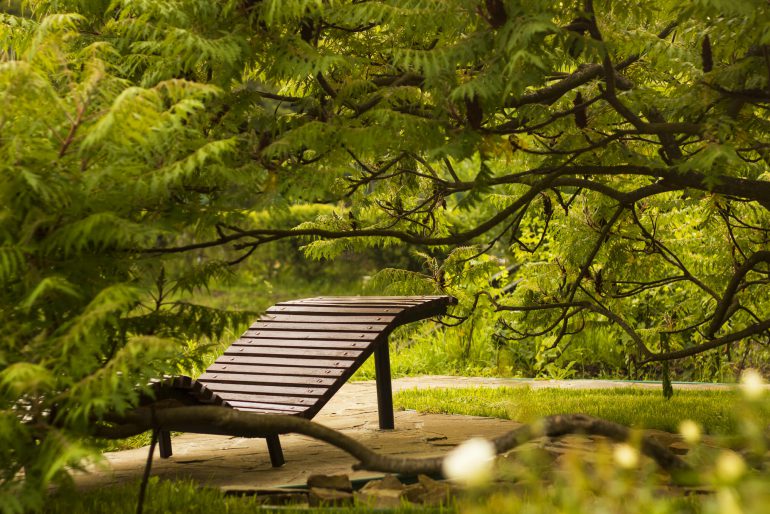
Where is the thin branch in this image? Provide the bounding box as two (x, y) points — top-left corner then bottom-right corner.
(642, 318), (770, 363)
(141, 173), (565, 254)
(707, 251), (770, 337)
(505, 22), (677, 109)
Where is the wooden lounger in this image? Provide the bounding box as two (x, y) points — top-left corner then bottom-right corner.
(151, 295), (456, 467)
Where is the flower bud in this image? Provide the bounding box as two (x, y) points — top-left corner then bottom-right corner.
(717, 488), (743, 514)
(740, 369), (765, 400)
(678, 419), (701, 445)
(613, 443), (639, 469)
(716, 451), (746, 483)
(442, 437), (496, 486)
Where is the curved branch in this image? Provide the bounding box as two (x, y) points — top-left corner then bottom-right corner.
(643, 318), (770, 363)
(447, 165), (770, 209)
(141, 164), (770, 257)
(578, 286), (654, 358)
(567, 205), (625, 302)
(96, 407), (691, 476)
(495, 297), (653, 358)
(141, 173), (564, 254)
(707, 251), (770, 337)
(505, 22), (676, 109)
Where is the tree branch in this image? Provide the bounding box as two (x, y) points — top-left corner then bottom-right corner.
(96, 407), (691, 477)
(505, 22), (677, 109)
(642, 318), (770, 363)
(141, 173), (565, 254)
(707, 251), (770, 337)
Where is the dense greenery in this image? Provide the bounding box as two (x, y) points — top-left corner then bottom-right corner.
(1, 0), (770, 510)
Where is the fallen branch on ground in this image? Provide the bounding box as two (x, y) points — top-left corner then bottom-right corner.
(96, 407), (692, 477)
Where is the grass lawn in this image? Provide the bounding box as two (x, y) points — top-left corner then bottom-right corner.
(393, 386), (768, 434)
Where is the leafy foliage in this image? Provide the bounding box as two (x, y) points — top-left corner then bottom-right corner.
(0, 8), (251, 510)
(2, 0), (770, 509)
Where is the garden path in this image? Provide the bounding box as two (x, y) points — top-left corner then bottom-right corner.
(74, 376), (733, 492)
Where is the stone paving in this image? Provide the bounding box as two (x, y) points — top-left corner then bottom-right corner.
(74, 376), (737, 491)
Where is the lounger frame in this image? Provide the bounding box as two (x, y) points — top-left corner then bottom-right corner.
(151, 295), (456, 466)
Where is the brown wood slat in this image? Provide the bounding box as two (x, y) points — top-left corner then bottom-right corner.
(281, 301), (424, 307)
(201, 382), (327, 397)
(233, 407), (303, 415)
(216, 392), (317, 406)
(214, 355), (352, 368)
(249, 322), (387, 332)
(283, 298), (445, 307)
(258, 314), (397, 324)
(199, 372), (335, 387)
(225, 400), (308, 413)
(206, 363), (344, 376)
(243, 329), (379, 341)
(233, 338), (371, 350)
(225, 346), (362, 359)
(268, 305), (406, 315)
(284, 299), (425, 308)
(292, 296), (445, 302)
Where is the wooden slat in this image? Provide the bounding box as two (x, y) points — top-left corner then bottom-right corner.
(199, 372), (335, 387)
(216, 392), (318, 406)
(281, 300), (425, 307)
(201, 382), (327, 397)
(249, 322), (387, 332)
(292, 296), (444, 301)
(224, 346), (362, 359)
(243, 329), (379, 341)
(267, 305), (406, 315)
(258, 314), (397, 323)
(214, 355), (352, 368)
(226, 400), (308, 413)
(206, 363), (344, 376)
(285, 298), (445, 306)
(232, 407), (303, 415)
(233, 338), (371, 350)
(277, 304), (419, 310)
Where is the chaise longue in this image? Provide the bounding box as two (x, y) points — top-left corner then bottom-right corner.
(150, 295), (456, 467)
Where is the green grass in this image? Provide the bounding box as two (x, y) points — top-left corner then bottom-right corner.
(96, 431), (185, 453)
(46, 478), (450, 514)
(393, 386), (768, 434)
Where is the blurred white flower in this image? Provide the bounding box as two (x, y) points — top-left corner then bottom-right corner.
(613, 443), (639, 469)
(739, 369), (765, 400)
(442, 437), (496, 486)
(678, 419), (701, 445)
(716, 450), (746, 483)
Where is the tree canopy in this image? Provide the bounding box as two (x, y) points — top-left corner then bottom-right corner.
(1, 0), (770, 509)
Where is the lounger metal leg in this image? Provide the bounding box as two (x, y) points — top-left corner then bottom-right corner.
(374, 342), (395, 430)
(266, 435), (285, 467)
(158, 430), (172, 458)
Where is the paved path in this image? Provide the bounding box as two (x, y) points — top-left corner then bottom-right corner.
(74, 376), (736, 491)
